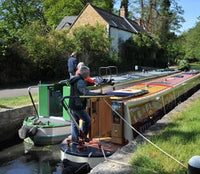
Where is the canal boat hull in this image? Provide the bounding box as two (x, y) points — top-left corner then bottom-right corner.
(19, 116), (71, 145)
(60, 137), (123, 168)
(18, 82), (72, 146)
(60, 70), (200, 167)
(121, 71), (200, 141)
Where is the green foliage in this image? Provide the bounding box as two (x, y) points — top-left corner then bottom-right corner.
(0, 0), (186, 84)
(71, 24), (111, 72)
(190, 62), (200, 70)
(127, 0), (185, 65)
(0, 0), (45, 42)
(177, 21), (200, 63)
(0, 43), (34, 84)
(177, 59), (190, 71)
(118, 33), (159, 70)
(91, 0), (114, 13)
(43, 0), (115, 27)
(18, 21), (75, 80)
(16, 23), (111, 80)
(0, 44), (7, 56)
(183, 22), (200, 61)
(172, 33), (186, 62)
(43, 0), (84, 27)
(129, 0), (184, 36)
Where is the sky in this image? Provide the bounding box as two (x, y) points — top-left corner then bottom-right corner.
(178, 0), (200, 33)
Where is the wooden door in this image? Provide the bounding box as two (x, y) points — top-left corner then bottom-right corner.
(89, 97), (112, 138)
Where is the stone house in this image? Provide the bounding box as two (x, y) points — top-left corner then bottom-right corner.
(56, 3), (148, 53)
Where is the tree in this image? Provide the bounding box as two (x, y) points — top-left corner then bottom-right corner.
(118, 33), (159, 70)
(43, 0), (115, 28)
(129, 0), (184, 66)
(156, 0), (171, 45)
(91, 0), (114, 13)
(183, 22), (200, 62)
(43, 0), (84, 27)
(72, 24), (111, 69)
(129, 0), (184, 37)
(0, 0), (45, 43)
(0, 0), (45, 30)
(18, 21), (75, 79)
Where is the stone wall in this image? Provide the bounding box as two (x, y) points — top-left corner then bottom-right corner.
(72, 4), (106, 29)
(0, 105), (36, 143)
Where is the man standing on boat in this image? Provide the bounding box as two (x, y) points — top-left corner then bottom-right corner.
(68, 52), (77, 77)
(68, 66), (99, 144)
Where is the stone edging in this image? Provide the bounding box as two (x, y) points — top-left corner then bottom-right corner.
(0, 104), (35, 143)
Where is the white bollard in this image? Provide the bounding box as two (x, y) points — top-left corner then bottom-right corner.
(188, 156), (200, 174)
(135, 65), (138, 71)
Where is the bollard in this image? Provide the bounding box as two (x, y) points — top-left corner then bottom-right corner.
(188, 156), (200, 174)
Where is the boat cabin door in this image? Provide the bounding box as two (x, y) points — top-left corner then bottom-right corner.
(88, 97), (112, 138)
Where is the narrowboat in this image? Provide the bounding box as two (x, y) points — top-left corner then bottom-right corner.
(60, 70), (200, 167)
(18, 66), (175, 146)
(18, 82), (71, 146)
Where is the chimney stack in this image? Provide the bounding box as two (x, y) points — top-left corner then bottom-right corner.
(120, 6), (125, 18)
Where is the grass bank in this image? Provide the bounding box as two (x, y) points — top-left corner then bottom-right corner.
(130, 96), (200, 174)
(0, 94), (38, 110)
(190, 62), (200, 70)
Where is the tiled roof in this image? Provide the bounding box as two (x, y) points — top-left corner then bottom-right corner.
(56, 4), (148, 36)
(92, 5), (147, 34)
(56, 16), (78, 30)
(126, 18), (150, 36)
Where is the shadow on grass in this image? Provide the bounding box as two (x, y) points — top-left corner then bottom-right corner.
(0, 104), (13, 110)
(151, 122), (200, 143)
(132, 155), (187, 174)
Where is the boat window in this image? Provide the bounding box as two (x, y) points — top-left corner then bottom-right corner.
(182, 71), (199, 75)
(172, 75), (184, 78)
(150, 82), (170, 85)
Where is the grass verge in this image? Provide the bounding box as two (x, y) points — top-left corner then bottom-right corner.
(130, 97), (200, 174)
(190, 62), (200, 70)
(0, 94), (38, 110)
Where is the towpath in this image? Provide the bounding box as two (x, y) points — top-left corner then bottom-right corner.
(0, 86), (38, 98)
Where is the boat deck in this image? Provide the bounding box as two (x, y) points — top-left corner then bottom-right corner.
(95, 69), (177, 84)
(61, 136), (124, 158)
(108, 71), (199, 101)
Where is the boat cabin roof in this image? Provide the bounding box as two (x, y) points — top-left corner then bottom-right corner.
(108, 71), (199, 101)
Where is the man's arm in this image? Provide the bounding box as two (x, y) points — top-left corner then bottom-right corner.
(77, 79), (98, 96)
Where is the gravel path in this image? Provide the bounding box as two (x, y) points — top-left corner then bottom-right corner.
(0, 86), (38, 98)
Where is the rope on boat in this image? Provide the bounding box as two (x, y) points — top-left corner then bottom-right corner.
(100, 146), (132, 166)
(102, 98), (187, 169)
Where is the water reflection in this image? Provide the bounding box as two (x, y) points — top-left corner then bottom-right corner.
(0, 139), (62, 174)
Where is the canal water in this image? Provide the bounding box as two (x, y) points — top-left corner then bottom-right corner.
(0, 138), (62, 174)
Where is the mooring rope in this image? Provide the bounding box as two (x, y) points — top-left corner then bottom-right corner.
(102, 98), (187, 169)
(100, 145), (132, 166)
